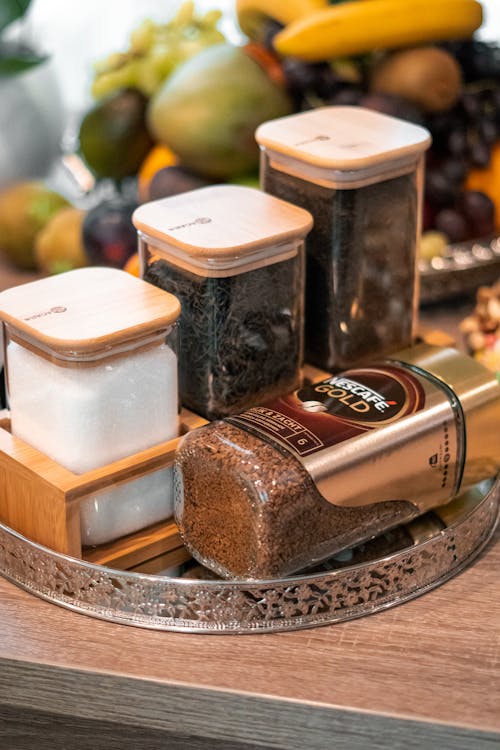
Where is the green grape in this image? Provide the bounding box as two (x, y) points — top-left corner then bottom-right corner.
(419, 231), (449, 261)
(91, 1), (225, 100)
(172, 0), (195, 27)
(136, 64), (163, 98)
(92, 61), (142, 99)
(130, 19), (156, 54)
(202, 10), (222, 26)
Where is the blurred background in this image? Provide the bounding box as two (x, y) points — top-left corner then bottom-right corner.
(25, 0), (499, 114)
(26, 0), (242, 115)
(0, 0), (499, 373)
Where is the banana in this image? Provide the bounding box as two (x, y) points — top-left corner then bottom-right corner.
(236, 0), (329, 43)
(273, 0), (483, 61)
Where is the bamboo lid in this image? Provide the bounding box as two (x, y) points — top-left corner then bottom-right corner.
(132, 185), (313, 268)
(0, 267), (181, 356)
(256, 106), (431, 183)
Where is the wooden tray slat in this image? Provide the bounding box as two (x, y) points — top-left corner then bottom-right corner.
(83, 518), (184, 570)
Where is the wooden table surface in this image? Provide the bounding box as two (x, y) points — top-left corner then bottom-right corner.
(0, 522), (499, 750)
(1, 262), (498, 749)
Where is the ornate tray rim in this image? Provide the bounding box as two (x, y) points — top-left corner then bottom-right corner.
(419, 235), (500, 305)
(0, 476), (498, 634)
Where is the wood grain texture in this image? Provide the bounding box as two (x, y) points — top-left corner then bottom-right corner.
(0, 285), (496, 748)
(0, 705), (266, 750)
(0, 266), (180, 354)
(127, 545), (191, 574)
(0, 525), (499, 749)
(83, 518), (183, 569)
(0, 406), (203, 562)
(132, 185), (313, 260)
(0, 425), (80, 556)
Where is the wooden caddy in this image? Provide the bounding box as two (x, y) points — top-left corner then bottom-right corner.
(0, 408), (207, 573)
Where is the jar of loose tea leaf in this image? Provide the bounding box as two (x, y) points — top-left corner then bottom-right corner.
(257, 106), (431, 371)
(133, 185), (313, 420)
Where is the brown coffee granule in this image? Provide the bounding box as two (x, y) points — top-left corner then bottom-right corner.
(174, 421), (419, 579)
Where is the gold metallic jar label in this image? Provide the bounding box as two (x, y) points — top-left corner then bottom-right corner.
(227, 364), (462, 512)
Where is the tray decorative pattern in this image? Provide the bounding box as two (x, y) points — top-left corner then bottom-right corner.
(419, 236), (500, 305)
(0, 477), (498, 634)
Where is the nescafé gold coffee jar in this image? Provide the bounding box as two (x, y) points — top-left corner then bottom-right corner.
(174, 344), (500, 579)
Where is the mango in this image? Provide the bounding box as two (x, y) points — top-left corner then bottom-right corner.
(147, 43), (293, 179)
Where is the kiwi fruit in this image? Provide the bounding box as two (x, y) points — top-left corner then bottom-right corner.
(370, 46), (462, 113)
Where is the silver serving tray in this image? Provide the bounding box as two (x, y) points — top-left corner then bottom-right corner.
(419, 236), (500, 305)
(0, 476), (498, 634)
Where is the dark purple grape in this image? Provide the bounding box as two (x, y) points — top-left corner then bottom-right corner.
(440, 158), (467, 187)
(492, 89), (500, 125)
(262, 19), (284, 52)
(479, 118), (498, 146)
(327, 87), (363, 106)
(470, 43), (500, 79)
(434, 208), (468, 243)
(281, 59), (322, 107)
(425, 170), (459, 208)
(428, 110), (460, 138)
(447, 129), (468, 158)
(312, 63), (341, 100)
(359, 93), (424, 124)
(461, 91), (481, 119)
(82, 199), (138, 268)
(469, 140), (491, 169)
(460, 191), (496, 237)
(148, 165), (210, 202)
(422, 200), (435, 232)
(442, 41), (500, 82)
(282, 59), (339, 101)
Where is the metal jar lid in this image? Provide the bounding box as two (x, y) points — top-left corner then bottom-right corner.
(391, 344), (500, 488)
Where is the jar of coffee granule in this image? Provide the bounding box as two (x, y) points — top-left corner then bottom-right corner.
(256, 106), (431, 372)
(133, 185), (313, 420)
(174, 344), (500, 579)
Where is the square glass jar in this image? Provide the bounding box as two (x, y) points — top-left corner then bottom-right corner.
(133, 185), (313, 420)
(256, 106), (432, 371)
(0, 267), (181, 545)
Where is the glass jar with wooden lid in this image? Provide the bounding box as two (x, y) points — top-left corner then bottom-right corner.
(257, 106), (431, 371)
(133, 184), (313, 420)
(0, 267), (181, 545)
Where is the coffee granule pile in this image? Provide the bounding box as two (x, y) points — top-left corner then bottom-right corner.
(262, 166), (418, 372)
(174, 421), (419, 579)
(145, 256), (303, 420)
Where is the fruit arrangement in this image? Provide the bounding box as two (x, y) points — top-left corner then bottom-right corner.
(0, 180), (140, 274)
(243, 0), (499, 251)
(0, 0), (499, 281)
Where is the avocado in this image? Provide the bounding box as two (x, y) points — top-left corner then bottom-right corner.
(79, 89), (154, 180)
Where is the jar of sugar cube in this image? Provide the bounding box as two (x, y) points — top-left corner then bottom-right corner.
(257, 106), (431, 372)
(133, 185), (313, 420)
(0, 267), (181, 546)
